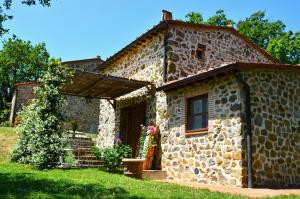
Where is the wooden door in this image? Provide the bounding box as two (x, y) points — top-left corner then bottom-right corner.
(120, 102), (146, 158)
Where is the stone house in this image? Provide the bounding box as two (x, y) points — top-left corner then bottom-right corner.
(14, 11), (300, 188)
(88, 11), (299, 188)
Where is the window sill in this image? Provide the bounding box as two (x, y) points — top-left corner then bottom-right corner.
(185, 128), (208, 136)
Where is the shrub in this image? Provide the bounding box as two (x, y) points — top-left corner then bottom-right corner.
(64, 150), (76, 164)
(69, 120), (78, 137)
(0, 109), (9, 123)
(93, 143), (132, 173)
(11, 59), (74, 169)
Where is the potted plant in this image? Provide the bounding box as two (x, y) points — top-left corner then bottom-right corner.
(122, 125), (160, 179)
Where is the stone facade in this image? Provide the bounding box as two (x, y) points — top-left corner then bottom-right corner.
(64, 57), (102, 72)
(161, 75), (244, 186)
(96, 22), (299, 188)
(97, 33), (165, 146)
(9, 82), (38, 123)
(61, 95), (100, 133)
(166, 25), (272, 81)
(241, 69), (300, 187)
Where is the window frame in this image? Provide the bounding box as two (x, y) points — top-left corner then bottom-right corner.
(185, 94), (208, 136)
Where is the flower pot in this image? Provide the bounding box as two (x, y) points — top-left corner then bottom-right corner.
(122, 158), (145, 179)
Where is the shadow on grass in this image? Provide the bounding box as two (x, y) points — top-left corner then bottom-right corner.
(0, 173), (143, 199)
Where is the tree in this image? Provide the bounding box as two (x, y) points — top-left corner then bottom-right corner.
(206, 9), (234, 26)
(266, 31), (300, 64)
(12, 59), (74, 169)
(237, 11), (286, 49)
(0, 0), (52, 36)
(185, 10), (233, 26)
(0, 35), (49, 122)
(185, 12), (204, 24)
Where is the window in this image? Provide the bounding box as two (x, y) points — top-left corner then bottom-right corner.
(196, 44), (206, 60)
(196, 48), (205, 60)
(186, 94), (208, 134)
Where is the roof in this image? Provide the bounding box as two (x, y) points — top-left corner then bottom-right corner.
(63, 57), (102, 65)
(99, 20), (278, 70)
(157, 62), (300, 92)
(14, 82), (39, 88)
(61, 70), (151, 99)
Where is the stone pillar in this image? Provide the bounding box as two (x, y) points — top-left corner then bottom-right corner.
(97, 99), (116, 148)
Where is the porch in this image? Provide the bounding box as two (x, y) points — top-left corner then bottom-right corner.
(61, 70), (164, 174)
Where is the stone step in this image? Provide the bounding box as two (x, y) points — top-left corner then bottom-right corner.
(66, 136), (101, 168)
(68, 137), (93, 141)
(72, 147), (94, 152)
(75, 164), (101, 168)
(75, 156), (98, 161)
(71, 144), (95, 149)
(68, 141), (95, 146)
(77, 160), (102, 165)
(69, 140), (95, 145)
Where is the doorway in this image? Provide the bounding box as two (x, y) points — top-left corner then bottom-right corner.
(120, 102), (146, 158)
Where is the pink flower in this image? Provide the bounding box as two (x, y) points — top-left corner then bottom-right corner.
(148, 126), (156, 133)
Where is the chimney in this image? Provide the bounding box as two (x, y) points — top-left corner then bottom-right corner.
(162, 10), (173, 21)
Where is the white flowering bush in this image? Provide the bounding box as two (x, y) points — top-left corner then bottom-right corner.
(11, 58), (73, 169)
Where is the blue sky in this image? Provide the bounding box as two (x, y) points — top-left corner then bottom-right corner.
(2, 0), (300, 61)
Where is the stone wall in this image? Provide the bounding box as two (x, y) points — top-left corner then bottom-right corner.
(97, 33), (165, 147)
(241, 69), (300, 187)
(61, 95), (100, 133)
(102, 33), (164, 86)
(10, 82), (100, 133)
(9, 82), (38, 123)
(10, 59), (102, 133)
(166, 25), (273, 81)
(161, 75), (245, 187)
(64, 58), (102, 72)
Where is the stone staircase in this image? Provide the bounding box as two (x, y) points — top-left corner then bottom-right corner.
(66, 133), (102, 168)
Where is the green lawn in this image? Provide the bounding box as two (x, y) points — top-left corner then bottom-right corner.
(0, 163), (247, 199)
(0, 128), (299, 199)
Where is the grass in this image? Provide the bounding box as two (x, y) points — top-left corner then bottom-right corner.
(0, 127), (17, 162)
(0, 127), (299, 199)
(0, 163), (246, 199)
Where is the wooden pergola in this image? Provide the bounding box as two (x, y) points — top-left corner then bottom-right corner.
(61, 70), (152, 99)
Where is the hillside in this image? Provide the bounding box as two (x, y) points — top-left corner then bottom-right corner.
(0, 127), (17, 162)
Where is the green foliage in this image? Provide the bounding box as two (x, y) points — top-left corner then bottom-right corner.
(0, 0), (52, 36)
(266, 31), (300, 64)
(184, 10), (299, 64)
(185, 10), (233, 27)
(0, 35), (49, 121)
(0, 109), (10, 123)
(93, 144), (132, 173)
(0, 121), (12, 127)
(206, 9), (234, 26)
(69, 120), (78, 137)
(63, 150), (76, 164)
(185, 12), (204, 24)
(237, 11), (286, 49)
(11, 58), (74, 169)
